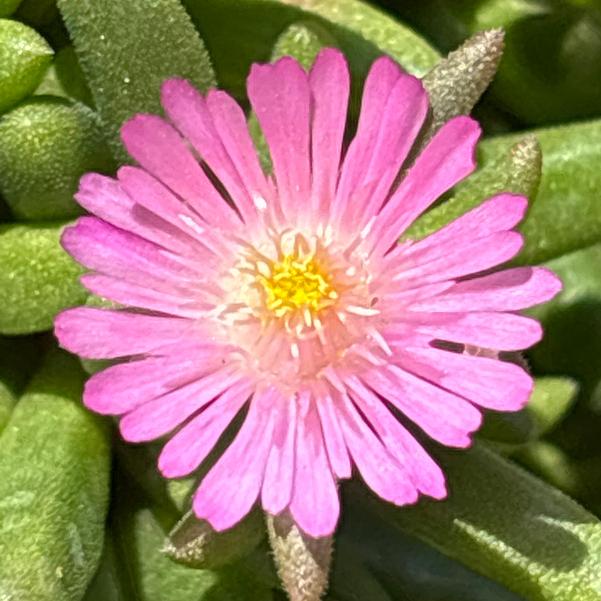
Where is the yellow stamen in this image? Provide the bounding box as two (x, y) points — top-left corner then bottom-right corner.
(257, 254), (337, 317)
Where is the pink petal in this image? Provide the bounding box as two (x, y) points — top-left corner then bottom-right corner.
(392, 231), (524, 286)
(362, 365), (481, 447)
(80, 274), (211, 318)
(158, 379), (253, 478)
(83, 347), (226, 415)
(344, 376), (446, 499)
(309, 49), (350, 217)
(334, 67), (429, 229)
(55, 308), (198, 359)
(315, 387), (352, 479)
(400, 346), (534, 411)
(247, 57), (311, 223)
(62, 217), (198, 290)
(117, 166), (232, 262)
(403, 194), (527, 261)
(289, 400), (340, 537)
(120, 114), (240, 229)
(193, 388), (277, 531)
(367, 116), (481, 256)
(205, 89), (274, 214)
(261, 394), (297, 515)
(396, 311), (543, 351)
(336, 392), (418, 505)
(75, 173), (193, 256)
(411, 267), (562, 313)
(334, 56), (401, 216)
(161, 79), (259, 226)
(119, 365), (243, 442)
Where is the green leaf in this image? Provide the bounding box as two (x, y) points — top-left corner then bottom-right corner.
(58, 0), (216, 161)
(0, 349), (110, 601)
(111, 484), (274, 601)
(0, 334), (44, 432)
(527, 377), (578, 437)
(515, 442), (581, 499)
(0, 18), (53, 114)
(0, 222), (86, 335)
(406, 135), (541, 241)
(0, 0), (22, 17)
(334, 492), (525, 601)
(479, 121), (601, 265)
(36, 46), (95, 106)
(183, 0), (439, 100)
(165, 509), (265, 570)
(477, 376), (578, 448)
(0, 98), (114, 220)
(354, 444), (601, 601)
(527, 244), (601, 458)
(0, 381), (14, 434)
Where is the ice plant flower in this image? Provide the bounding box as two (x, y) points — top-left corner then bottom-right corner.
(54, 49), (561, 538)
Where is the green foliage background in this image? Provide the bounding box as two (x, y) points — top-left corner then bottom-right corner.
(1, 1), (601, 600)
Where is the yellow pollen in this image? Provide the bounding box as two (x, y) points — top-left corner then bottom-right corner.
(258, 254), (337, 316)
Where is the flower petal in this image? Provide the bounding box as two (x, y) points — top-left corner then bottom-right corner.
(62, 217), (198, 290)
(344, 376), (446, 498)
(261, 394), (297, 515)
(309, 49), (350, 217)
(410, 267), (562, 313)
(247, 57), (311, 223)
(336, 392), (418, 505)
(400, 346), (534, 411)
(158, 379), (253, 478)
(83, 347), (226, 415)
(367, 116), (481, 256)
(55, 308), (198, 359)
(289, 400), (340, 537)
(193, 388), (277, 531)
(161, 79), (260, 226)
(361, 365), (481, 447)
(121, 114), (240, 229)
(315, 387), (352, 479)
(394, 311), (543, 351)
(74, 173), (193, 256)
(334, 63), (429, 230)
(119, 365), (244, 442)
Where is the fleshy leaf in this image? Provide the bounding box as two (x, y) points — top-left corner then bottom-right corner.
(164, 509), (265, 570)
(0, 350), (110, 600)
(480, 120), (601, 265)
(0, 18), (53, 113)
(527, 377), (578, 437)
(36, 46), (94, 106)
(333, 492), (525, 601)
(183, 0), (440, 100)
(0, 0), (22, 17)
(0, 222), (86, 335)
(477, 376), (577, 448)
(0, 98), (114, 220)
(57, 0), (216, 161)
(109, 474), (274, 601)
(354, 444), (601, 601)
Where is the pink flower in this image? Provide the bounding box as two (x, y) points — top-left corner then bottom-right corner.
(55, 49), (561, 538)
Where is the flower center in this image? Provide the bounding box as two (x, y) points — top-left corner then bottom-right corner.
(257, 254), (338, 318)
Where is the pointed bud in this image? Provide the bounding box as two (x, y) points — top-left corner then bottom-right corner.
(422, 29), (505, 140)
(163, 509), (264, 570)
(267, 512), (333, 601)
